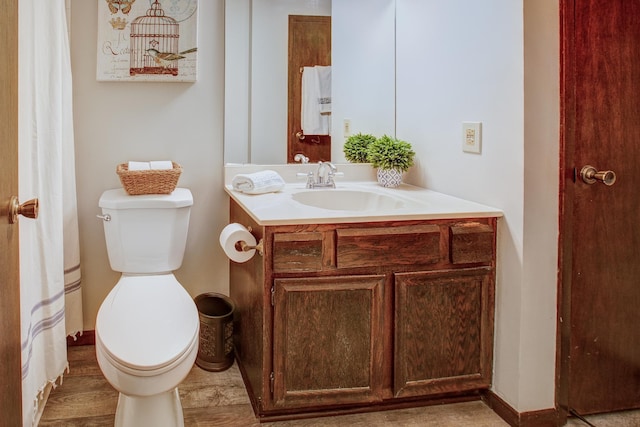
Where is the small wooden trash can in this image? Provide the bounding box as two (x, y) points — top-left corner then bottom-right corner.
(194, 293), (235, 372)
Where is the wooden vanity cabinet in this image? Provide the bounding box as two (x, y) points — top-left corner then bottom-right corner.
(229, 200), (497, 420)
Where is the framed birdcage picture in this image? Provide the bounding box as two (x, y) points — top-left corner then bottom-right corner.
(97, 0), (198, 82)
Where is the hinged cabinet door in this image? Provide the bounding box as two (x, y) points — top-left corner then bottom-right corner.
(271, 275), (385, 409)
(394, 268), (494, 398)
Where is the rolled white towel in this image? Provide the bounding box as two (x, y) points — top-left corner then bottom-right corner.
(128, 161), (150, 171)
(150, 160), (174, 170)
(231, 170), (286, 195)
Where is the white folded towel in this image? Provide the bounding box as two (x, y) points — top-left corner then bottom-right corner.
(231, 170), (286, 195)
(128, 161), (151, 171)
(150, 160), (174, 170)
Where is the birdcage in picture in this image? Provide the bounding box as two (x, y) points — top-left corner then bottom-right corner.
(129, 0), (179, 76)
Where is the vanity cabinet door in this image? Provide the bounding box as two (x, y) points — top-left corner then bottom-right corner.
(271, 275), (385, 410)
(394, 268), (494, 398)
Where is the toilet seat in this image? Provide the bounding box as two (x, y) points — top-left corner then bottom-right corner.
(97, 332), (198, 377)
(96, 274), (199, 375)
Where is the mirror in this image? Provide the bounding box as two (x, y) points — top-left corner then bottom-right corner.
(224, 0), (396, 165)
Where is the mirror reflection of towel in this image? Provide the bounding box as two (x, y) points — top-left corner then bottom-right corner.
(301, 66), (331, 135)
(316, 66), (332, 114)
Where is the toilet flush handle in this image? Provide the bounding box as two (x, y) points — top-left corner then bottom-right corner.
(96, 214), (111, 222)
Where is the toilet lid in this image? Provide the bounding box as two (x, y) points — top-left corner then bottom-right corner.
(96, 274), (199, 371)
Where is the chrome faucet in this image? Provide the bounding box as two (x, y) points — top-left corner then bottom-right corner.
(315, 162), (337, 186)
(309, 161), (339, 188)
(296, 161), (343, 188)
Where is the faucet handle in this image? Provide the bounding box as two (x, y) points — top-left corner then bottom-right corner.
(296, 171), (314, 188)
(326, 171), (344, 188)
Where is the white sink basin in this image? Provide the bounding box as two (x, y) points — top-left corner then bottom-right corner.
(292, 189), (407, 211)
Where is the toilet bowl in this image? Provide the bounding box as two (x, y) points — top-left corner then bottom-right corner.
(96, 188), (198, 427)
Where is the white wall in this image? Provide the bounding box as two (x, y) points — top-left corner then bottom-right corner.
(521, 0), (559, 411)
(395, 0), (559, 413)
(395, 0), (523, 408)
(70, 0), (228, 329)
(69, 0), (559, 415)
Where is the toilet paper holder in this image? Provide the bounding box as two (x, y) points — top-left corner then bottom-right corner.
(234, 226), (264, 256)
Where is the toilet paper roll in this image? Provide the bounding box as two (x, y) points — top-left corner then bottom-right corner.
(219, 223), (257, 263)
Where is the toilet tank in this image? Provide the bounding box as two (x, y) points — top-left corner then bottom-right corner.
(98, 188), (193, 274)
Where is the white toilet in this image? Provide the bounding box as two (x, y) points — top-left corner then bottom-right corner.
(96, 188), (199, 427)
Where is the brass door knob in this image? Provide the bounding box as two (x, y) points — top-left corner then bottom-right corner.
(4, 196), (39, 224)
(580, 165), (617, 186)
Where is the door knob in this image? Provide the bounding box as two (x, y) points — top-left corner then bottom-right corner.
(3, 196), (39, 224)
(580, 165), (617, 186)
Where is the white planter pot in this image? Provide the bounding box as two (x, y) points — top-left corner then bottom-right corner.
(376, 168), (403, 188)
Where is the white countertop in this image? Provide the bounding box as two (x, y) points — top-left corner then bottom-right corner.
(225, 181), (503, 226)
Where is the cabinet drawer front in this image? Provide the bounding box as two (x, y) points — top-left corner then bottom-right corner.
(449, 223), (494, 264)
(336, 225), (440, 268)
(273, 232), (325, 272)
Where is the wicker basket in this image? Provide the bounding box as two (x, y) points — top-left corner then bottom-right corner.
(116, 162), (182, 195)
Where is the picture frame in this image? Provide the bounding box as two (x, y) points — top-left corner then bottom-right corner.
(97, 0), (198, 82)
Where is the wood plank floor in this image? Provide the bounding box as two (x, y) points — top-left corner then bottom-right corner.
(39, 345), (640, 426)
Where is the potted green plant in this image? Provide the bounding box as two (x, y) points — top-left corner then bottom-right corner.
(343, 133), (377, 163)
(366, 135), (415, 187)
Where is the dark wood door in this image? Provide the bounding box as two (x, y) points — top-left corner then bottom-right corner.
(287, 15), (331, 163)
(0, 1), (23, 424)
(271, 275), (384, 410)
(561, 0), (640, 416)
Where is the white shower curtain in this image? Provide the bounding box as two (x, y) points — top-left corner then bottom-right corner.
(18, 1), (83, 425)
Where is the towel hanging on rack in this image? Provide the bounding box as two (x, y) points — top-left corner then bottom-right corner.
(316, 66), (332, 114)
(301, 66), (331, 135)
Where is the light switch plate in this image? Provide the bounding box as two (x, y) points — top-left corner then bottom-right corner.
(344, 119), (352, 137)
(462, 122), (482, 154)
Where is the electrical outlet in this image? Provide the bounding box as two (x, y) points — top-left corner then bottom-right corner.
(344, 119), (352, 137)
(462, 122), (482, 154)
